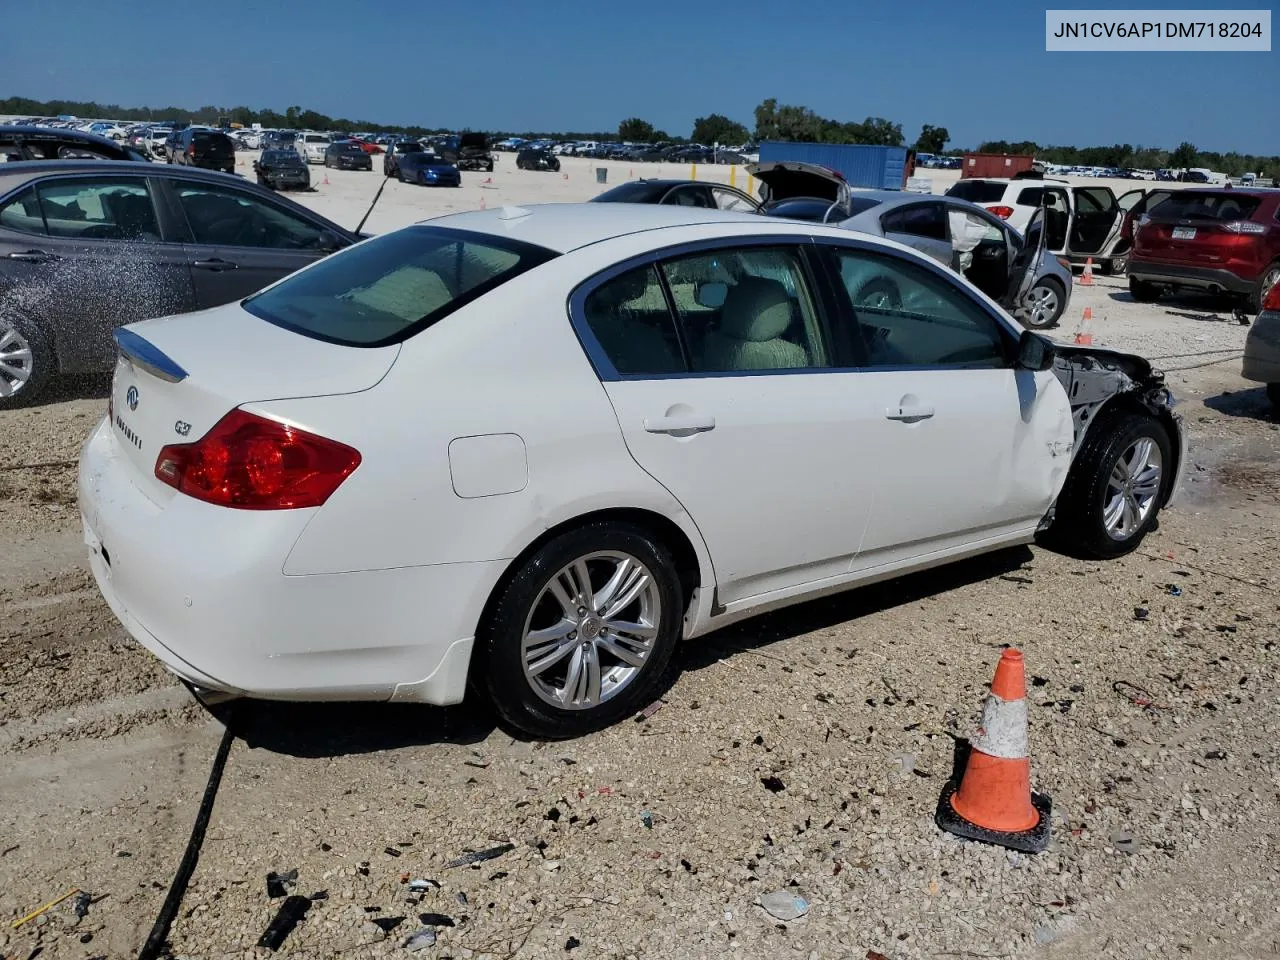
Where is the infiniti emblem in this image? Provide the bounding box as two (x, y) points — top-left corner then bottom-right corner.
(126, 385), (139, 411)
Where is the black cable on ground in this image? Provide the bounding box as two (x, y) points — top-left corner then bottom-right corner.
(137, 721), (236, 960)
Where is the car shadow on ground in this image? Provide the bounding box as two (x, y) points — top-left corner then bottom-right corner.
(680, 545), (1034, 673)
(1204, 386), (1276, 422)
(1107, 289), (1244, 321)
(209, 696), (497, 758)
(34, 373), (111, 406)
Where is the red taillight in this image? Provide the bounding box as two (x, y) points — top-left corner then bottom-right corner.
(1265, 282), (1280, 312)
(1222, 220), (1267, 235)
(154, 409), (361, 510)
(986, 205), (1015, 219)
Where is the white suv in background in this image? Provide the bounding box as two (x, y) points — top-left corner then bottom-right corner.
(298, 132), (331, 164)
(947, 177), (1159, 274)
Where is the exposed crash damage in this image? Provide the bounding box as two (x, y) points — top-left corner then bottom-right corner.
(1039, 342), (1188, 544)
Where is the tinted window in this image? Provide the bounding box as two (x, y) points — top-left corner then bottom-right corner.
(175, 183), (324, 250)
(880, 203), (946, 240)
(1016, 187), (1044, 206)
(591, 182), (671, 204)
(844, 197), (884, 217)
(830, 248), (1006, 369)
(0, 186), (46, 235)
(396, 142), (424, 153)
(763, 198), (840, 222)
(946, 180), (1009, 204)
(1148, 191), (1262, 221)
(36, 179), (160, 240)
(661, 246), (828, 372)
(711, 187), (757, 213)
(244, 226), (557, 346)
(665, 186), (714, 208)
(581, 266), (685, 376)
(1076, 188), (1116, 215)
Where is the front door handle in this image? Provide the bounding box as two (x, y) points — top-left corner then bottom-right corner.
(7, 250), (59, 264)
(643, 413), (716, 435)
(885, 405), (935, 423)
(192, 258), (238, 271)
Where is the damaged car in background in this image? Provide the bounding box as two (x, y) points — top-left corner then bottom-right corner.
(78, 204), (1185, 740)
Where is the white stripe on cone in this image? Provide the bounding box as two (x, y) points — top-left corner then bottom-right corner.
(970, 693), (1029, 760)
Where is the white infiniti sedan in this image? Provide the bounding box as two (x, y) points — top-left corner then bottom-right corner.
(79, 203), (1187, 738)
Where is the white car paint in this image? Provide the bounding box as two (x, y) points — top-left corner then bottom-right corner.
(80, 204), (1087, 707)
(299, 132), (330, 163)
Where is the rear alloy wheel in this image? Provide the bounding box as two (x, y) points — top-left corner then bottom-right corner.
(1128, 277), (1162, 302)
(0, 315), (52, 408)
(1247, 263), (1280, 313)
(1104, 256), (1128, 276)
(1023, 279), (1065, 329)
(479, 523), (683, 739)
(1049, 412), (1172, 559)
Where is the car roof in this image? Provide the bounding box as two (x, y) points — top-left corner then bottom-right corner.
(425, 202), (814, 253)
(0, 160), (243, 186)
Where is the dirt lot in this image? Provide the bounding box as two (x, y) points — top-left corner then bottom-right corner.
(1, 164), (1277, 959)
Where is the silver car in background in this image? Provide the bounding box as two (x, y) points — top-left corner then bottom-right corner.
(753, 162), (1072, 330)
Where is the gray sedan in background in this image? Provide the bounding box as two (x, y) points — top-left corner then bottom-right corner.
(753, 162), (1073, 330)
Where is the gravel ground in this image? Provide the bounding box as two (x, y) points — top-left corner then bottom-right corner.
(1, 185), (1278, 959)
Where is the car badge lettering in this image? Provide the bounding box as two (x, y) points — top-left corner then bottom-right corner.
(174, 420), (192, 437)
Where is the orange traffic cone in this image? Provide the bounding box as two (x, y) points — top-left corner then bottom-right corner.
(1080, 257), (1095, 286)
(322, 171), (330, 186)
(1074, 306), (1094, 345)
(479, 195), (486, 210)
(482, 176), (492, 185)
(935, 648), (1051, 853)
(563, 172), (569, 180)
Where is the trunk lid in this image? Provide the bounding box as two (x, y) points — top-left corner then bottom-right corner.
(747, 161), (851, 207)
(108, 305), (397, 501)
(1136, 191), (1265, 265)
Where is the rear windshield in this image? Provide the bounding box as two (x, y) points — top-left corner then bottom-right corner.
(591, 181), (669, 203)
(336, 142), (363, 152)
(946, 180), (1008, 204)
(304, 135), (327, 143)
(243, 226), (559, 347)
(262, 150), (301, 162)
(1147, 192), (1262, 221)
(396, 141), (424, 152)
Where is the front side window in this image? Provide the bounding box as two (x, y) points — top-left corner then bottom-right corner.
(712, 187), (756, 213)
(829, 248), (1007, 369)
(0, 186), (46, 235)
(581, 266), (685, 376)
(36, 178), (160, 240)
(175, 183), (324, 250)
(244, 225), (557, 346)
(661, 246), (827, 372)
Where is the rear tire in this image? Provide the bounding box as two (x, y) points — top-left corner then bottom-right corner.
(1128, 277), (1162, 302)
(1267, 383), (1280, 413)
(1023, 278), (1065, 330)
(1246, 262), (1280, 313)
(1104, 256), (1128, 276)
(0, 313), (54, 409)
(477, 522), (683, 739)
(1048, 411), (1172, 559)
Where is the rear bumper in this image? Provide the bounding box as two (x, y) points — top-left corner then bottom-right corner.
(1128, 260), (1255, 294)
(77, 418), (494, 705)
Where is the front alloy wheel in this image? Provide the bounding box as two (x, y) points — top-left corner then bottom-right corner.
(479, 522), (683, 738)
(1102, 436), (1163, 540)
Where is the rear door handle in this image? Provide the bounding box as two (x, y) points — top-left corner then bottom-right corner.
(885, 405), (935, 422)
(7, 250), (59, 264)
(192, 258), (238, 271)
(643, 414), (716, 435)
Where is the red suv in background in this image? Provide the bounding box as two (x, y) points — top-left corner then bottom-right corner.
(1129, 189), (1280, 311)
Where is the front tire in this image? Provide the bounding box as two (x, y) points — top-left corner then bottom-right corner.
(1049, 411), (1172, 559)
(477, 522), (683, 739)
(0, 314), (53, 408)
(1128, 277), (1162, 302)
(1246, 262), (1280, 313)
(1023, 278), (1065, 329)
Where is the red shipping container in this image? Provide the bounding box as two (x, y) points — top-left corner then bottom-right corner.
(961, 153), (1036, 179)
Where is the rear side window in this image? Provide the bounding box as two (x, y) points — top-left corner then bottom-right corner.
(1148, 192), (1262, 221)
(880, 203), (946, 240)
(581, 266), (685, 375)
(0, 186), (46, 235)
(1015, 187), (1043, 206)
(946, 180), (1008, 204)
(243, 226), (558, 346)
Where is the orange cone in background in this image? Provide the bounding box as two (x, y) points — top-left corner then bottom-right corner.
(1080, 257), (1095, 286)
(322, 171), (330, 186)
(479, 195), (486, 210)
(563, 172), (569, 180)
(1074, 306), (1094, 345)
(935, 648), (1051, 853)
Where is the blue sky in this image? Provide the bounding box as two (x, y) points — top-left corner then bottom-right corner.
(2, 0), (1276, 153)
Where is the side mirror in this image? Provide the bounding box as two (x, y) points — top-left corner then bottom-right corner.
(695, 281), (727, 309)
(1016, 330), (1056, 371)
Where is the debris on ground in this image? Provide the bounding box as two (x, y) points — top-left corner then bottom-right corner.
(257, 895), (311, 951)
(760, 776), (786, 793)
(640, 810), (655, 829)
(444, 843), (515, 869)
(72, 890), (92, 919)
(417, 912), (455, 927)
(455, 891), (468, 906)
(266, 868), (298, 898)
(1166, 584), (1183, 597)
(1134, 606), (1150, 621)
(1113, 679), (1170, 711)
(566, 935), (582, 950)
(636, 700), (664, 721)
(1110, 830), (1140, 855)
(758, 889), (810, 922)
(407, 879), (439, 893)
(402, 927), (437, 951)
(11, 887), (81, 929)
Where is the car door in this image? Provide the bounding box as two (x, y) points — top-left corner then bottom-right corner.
(161, 177), (345, 307)
(574, 242), (878, 607)
(818, 240), (1073, 572)
(880, 202), (952, 266)
(1003, 206), (1048, 311)
(1042, 186), (1071, 253)
(1067, 186), (1121, 256)
(0, 175), (196, 374)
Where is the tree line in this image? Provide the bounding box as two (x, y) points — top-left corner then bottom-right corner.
(4, 94), (1275, 177)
